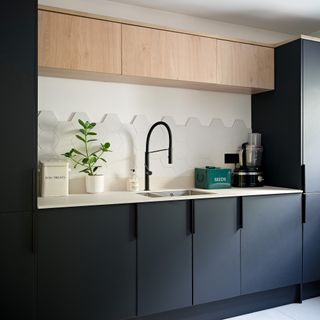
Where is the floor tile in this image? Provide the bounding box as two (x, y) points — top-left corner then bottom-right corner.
(276, 297), (320, 320)
(226, 308), (293, 320)
(226, 297), (320, 319)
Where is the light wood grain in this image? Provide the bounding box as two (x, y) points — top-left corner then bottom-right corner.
(217, 40), (274, 89)
(38, 10), (121, 74)
(122, 24), (217, 83)
(38, 6), (320, 49)
(38, 5), (275, 48)
(38, 8), (276, 93)
(39, 67), (271, 94)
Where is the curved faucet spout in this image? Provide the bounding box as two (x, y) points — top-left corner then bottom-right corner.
(144, 121), (173, 191)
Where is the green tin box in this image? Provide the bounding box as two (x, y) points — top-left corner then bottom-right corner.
(195, 166), (232, 189)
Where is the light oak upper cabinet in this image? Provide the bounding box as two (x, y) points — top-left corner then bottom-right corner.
(217, 40), (274, 90)
(122, 25), (217, 83)
(38, 7), (275, 93)
(38, 10), (121, 74)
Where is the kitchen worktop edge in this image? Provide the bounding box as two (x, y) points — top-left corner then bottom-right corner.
(37, 186), (303, 210)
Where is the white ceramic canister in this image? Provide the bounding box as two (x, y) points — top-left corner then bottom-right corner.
(41, 161), (69, 197)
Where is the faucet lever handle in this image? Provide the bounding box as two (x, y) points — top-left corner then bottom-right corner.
(145, 164), (152, 176)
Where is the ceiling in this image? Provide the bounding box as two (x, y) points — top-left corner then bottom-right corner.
(114, 0), (320, 34)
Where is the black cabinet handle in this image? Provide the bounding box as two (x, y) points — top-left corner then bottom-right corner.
(134, 205), (138, 239)
(32, 214), (37, 253)
(238, 198), (243, 229)
(191, 200), (195, 234)
(302, 194), (306, 224)
(32, 167), (37, 212)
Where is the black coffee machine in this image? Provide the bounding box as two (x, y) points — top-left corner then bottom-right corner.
(232, 133), (264, 187)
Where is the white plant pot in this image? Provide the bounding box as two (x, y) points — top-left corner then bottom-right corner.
(85, 175), (104, 194)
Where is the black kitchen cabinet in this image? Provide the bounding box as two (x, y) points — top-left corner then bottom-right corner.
(251, 32), (320, 300)
(193, 198), (240, 304)
(303, 193), (320, 283)
(252, 39), (320, 193)
(0, 1), (37, 213)
(37, 205), (136, 320)
(137, 201), (192, 316)
(0, 212), (34, 320)
(302, 41), (320, 193)
(241, 194), (302, 295)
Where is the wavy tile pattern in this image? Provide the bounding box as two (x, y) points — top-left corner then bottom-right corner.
(38, 111), (251, 192)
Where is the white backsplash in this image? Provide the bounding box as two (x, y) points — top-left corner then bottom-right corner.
(38, 111), (251, 192)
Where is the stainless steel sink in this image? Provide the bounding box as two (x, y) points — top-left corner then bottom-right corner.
(137, 189), (213, 198)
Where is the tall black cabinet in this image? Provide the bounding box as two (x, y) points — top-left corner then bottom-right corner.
(302, 40), (320, 193)
(252, 39), (320, 192)
(252, 38), (320, 286)
(0, 2), (37, 319)
(0, 1), (37, 213)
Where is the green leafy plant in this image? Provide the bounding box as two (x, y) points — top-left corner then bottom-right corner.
(63, 119), (111, 176)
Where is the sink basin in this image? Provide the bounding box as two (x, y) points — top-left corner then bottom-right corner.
(137, 189), (213, 198)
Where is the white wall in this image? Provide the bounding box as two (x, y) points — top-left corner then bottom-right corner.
(38, 77), (251, 127)
(38, 110), (251, 192)
(38, 77), (252, 192)
(311, 30), (320, 37)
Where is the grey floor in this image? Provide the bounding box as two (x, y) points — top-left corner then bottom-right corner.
(226, 297), (320, 320)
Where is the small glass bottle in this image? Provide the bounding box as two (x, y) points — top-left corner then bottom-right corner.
(127, 169), (139, 192)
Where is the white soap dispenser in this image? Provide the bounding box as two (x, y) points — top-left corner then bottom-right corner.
(127, 169), (139, 192)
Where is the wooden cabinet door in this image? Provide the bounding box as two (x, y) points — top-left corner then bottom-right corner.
(217, 40), (274, 90)
(137, 201), (192, 316)
(122, 25), (217, 83)
(38, 10), (121, 74)
(241, 195), (302, 295)
(37, 205), (136, 320)
(0, 213), (34, 319)
(303, 193), (320, 283)
(193, 198), (241, 305)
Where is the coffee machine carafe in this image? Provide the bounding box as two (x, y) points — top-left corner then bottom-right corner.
(233, 133), (264, 187)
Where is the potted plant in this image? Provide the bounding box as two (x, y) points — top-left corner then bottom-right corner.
(63, 119), (111, 193)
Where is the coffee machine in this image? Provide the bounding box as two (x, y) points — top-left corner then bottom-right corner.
(232, 133), (264, 187)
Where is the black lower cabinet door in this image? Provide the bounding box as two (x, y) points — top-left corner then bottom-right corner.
(137, 201), (192, 316)
(241, 194), (302, 295)
(37, 205), (136, 320)
(0, 212), (34, 320)
(303, 193), (320, 283)
(193, 198), (241, 305)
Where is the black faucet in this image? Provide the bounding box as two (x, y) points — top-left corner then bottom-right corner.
(145, 121), (173, 191)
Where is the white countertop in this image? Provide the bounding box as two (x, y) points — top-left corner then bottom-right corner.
(37, 186), (302, 209)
